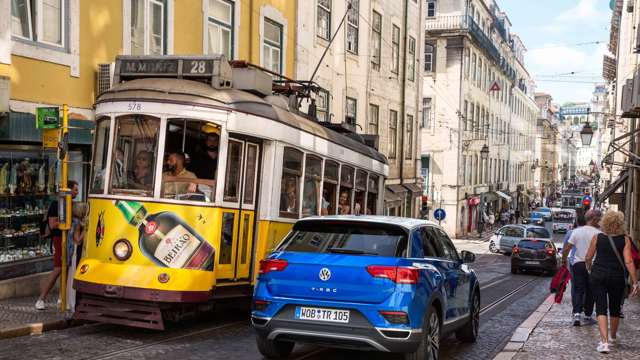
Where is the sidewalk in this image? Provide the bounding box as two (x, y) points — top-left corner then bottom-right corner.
(0, 292), (71, 339)
(495, 283), (640, 359)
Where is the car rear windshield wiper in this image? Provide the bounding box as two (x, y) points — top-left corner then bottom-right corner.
(327, 248), (378, 255)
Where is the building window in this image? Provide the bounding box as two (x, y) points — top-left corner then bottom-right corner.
(12, 0), (66, 47)
(130, 0), (167, 55)
(405, 115), (414, 160)
(423, 98), (432, 128)
(346, 97), (357, 125)
(346, 0), (359, 54)
(369, 104), (379, 135)
(392, 24), (400, 74)
(389, 110), (398, 158)
(316, 89), (330, 122)
(426, 0), (436, 17)
(471, 53), (476, 82)
(371, 10), (382, 70)
(262, 17), (283, 74)
(317, 0), (331, 40)
(424, 42), (435, 72)
(207, 0), (234, 59)
(408, 36), (416, 81)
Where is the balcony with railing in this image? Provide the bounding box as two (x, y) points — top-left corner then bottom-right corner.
(425, 14), (501, 64)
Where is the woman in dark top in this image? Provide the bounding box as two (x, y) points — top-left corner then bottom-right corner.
(585, 210), (638, 354)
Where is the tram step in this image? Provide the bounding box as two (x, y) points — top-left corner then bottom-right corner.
(74, 295), (164, 330)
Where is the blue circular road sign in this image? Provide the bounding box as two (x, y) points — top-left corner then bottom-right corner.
(434, 208), (446, 221)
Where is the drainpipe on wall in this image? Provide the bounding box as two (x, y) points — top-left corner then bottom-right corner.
(399, 0), (408, 188)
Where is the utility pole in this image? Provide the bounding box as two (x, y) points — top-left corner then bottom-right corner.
(59, 104), (71, 311)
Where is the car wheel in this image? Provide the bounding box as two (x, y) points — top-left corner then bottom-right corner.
(255, 334), (294, 359)
(489, 241), (499, 253)
(511, 265), (518, 274)
(405, 305), (440, 360)
(456, 290), (480, 343)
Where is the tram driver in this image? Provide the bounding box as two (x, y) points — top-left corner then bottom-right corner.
(162, 152), (197, 198)
(191, 125), (220, 180)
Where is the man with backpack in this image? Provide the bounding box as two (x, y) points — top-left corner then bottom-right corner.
(35, 180), (79, 310)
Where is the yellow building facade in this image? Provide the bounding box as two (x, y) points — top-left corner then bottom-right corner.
(0, 0), (296, 281)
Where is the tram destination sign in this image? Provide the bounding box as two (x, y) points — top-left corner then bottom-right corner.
(113, 55), (233, 88)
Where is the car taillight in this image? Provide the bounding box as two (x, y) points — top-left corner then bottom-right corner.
(252, 299), (271, 311)
(259, 259), (288, 274)
(546, 248), (556, 256)
(513, 246), (520, 254)
(366, 265), (418, 284)
(379, 311), (409, 324)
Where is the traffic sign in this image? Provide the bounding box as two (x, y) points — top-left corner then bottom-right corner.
(434, 208), (446, 221)
(489, 81), (501, 92)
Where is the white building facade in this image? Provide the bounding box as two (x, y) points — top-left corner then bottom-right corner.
(295, 0), (425, 217)
(420, 0), (537, 237)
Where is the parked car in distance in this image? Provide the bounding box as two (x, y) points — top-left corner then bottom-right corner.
(490, 225), (551, 254)
(511, 238), (558, 275)
(251, 216), (480, 360)
(521, 211), (545, 226)
(534, 207), (553, 221)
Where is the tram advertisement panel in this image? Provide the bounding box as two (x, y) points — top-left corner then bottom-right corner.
(86, 198), (217, 271)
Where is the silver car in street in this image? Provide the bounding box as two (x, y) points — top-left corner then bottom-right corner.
(489, 225), (552, 254)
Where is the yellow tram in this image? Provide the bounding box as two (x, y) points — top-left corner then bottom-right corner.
(73, 55), (388, 329)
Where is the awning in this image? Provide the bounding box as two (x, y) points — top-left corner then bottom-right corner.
(495, 191), (512, 202)
(384, 189), (403, 203)
(403, 183), (422, 193)
(598, 170), (628, 203)
(387, 184), (408, 194)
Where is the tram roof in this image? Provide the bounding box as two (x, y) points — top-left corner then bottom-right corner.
(98, 78), (387, 165)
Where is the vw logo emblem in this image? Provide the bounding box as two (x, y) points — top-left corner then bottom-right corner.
(319, 268), (331, 281)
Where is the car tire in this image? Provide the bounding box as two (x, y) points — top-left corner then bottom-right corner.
(489, 241), (499, 253)
(455, 290), (480, 343)
(255, 334), (294, 359)
(405, 305), (440, 360)
(511, 265), (518, 274)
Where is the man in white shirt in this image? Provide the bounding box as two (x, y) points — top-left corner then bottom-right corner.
(562, 209), (602, 326)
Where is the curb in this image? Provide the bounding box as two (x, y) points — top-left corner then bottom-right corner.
(492, 293), (555, 360)
(0, 319), (72, 340)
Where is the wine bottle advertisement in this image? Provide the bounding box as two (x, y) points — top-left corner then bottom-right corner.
(85, 199), (216, 271)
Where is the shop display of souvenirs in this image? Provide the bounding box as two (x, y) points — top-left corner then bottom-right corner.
(0, 158), (53, 196)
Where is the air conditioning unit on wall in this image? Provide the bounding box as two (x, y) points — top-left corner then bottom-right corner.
(96, 63), (115, 98)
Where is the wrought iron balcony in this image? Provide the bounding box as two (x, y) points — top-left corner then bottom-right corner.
(425, 15), (501, 64)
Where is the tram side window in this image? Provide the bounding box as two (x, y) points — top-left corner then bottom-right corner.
(367, 175), (379, 214)
(338, 166), (354, 214)
(280, 148), (303, 218)
(161, 119), (219, 202)
(90, 117), (111, 194)
(302, 155), (322, 217)
(354, 170), (367, 215)
(109, 115), (160, 197)
(323, 160), (339, 215)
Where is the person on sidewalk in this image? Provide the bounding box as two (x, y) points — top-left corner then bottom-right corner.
(562, 216), (587, 307)
(562, 209), (602, 326)
(585, 210), (639, 354)
(35, 180), (79, 310)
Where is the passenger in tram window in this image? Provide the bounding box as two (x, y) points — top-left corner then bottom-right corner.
(162, 152), (197, 198)
(321, 188), (331, 216)
(127, 151), (154, 190)
(280, 176), (298, 214)
(338, 190), (351, 214)
(302, 180), (320, 217)
(191, 127), (219, 180)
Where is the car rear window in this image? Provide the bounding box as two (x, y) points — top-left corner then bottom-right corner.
(277, 221), (408, 257)
(519, 239), (552, 250)
(527, 228), (550, 238)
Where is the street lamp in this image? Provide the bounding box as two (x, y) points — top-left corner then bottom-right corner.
(580, 122), (594, 146)
(480, 144), (489, 160)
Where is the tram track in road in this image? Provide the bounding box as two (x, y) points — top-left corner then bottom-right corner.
(83, 320), (247, 360)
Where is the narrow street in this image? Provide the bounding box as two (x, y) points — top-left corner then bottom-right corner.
(0, 240), (551, 360)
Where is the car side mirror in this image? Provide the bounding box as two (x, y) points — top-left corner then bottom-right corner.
(460, 250), (475, 264)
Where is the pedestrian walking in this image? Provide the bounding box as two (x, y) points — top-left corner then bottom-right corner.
(562, 216), (586, 305)
(562, 209), (602, 326)
(585, 210), (639, 353)
(35, 180), (79, 310)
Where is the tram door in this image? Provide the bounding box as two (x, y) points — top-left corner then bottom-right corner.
(217, 139), (260, 281)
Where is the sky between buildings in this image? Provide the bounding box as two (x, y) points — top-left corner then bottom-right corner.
(499, 0), (611, 104)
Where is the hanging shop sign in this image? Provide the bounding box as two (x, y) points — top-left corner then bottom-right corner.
(36, 107), (61, 129)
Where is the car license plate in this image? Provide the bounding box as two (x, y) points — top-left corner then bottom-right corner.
(295, 306), (350, 323)
(525, 261), (539, 265)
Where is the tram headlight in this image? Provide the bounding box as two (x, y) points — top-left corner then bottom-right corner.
(113, 239), (132, 261)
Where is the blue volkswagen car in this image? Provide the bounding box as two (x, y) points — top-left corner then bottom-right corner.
(251, 216), (480, 360)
